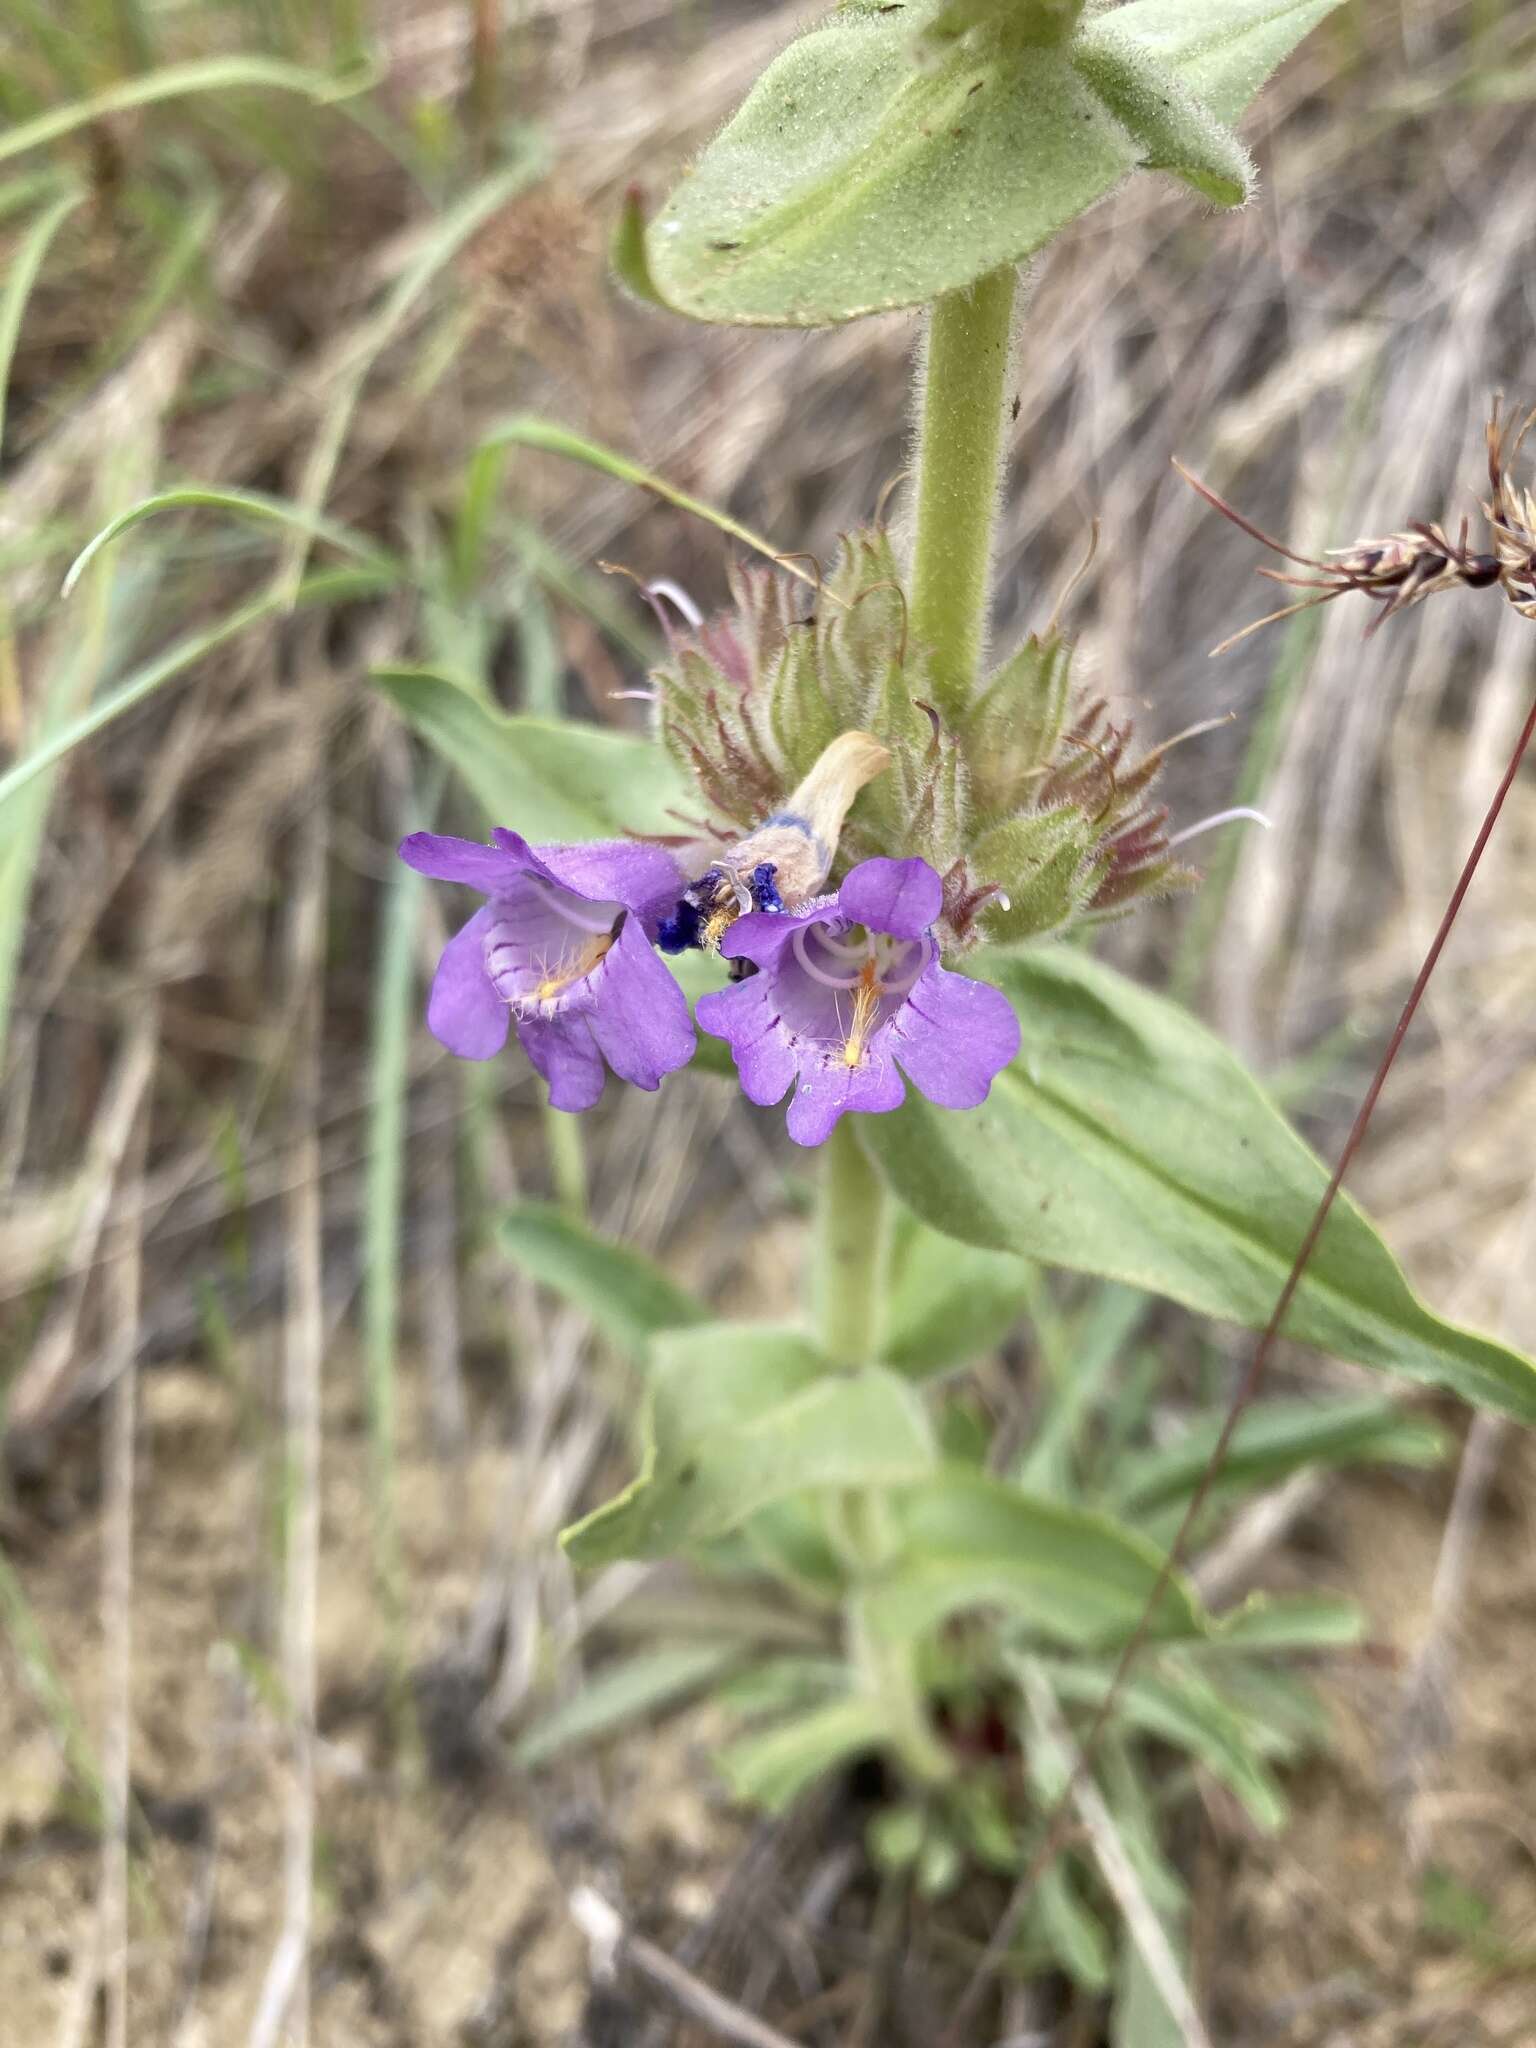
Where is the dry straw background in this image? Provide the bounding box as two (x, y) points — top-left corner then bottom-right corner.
(5, 2), (1536, 2043)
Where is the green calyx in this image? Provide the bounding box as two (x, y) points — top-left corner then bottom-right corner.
(618, 0), (1345, 329)
(650, 524), (1190, 950)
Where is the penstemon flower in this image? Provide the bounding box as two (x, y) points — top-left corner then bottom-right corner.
(400, 829), (695, 1112)
(696, 856), (1020, 1147)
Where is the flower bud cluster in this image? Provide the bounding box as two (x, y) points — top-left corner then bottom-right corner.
(651, 520), (1189, 958)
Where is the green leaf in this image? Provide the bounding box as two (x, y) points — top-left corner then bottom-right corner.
(512, 1642), (741, 1769)
(1037, 1858), (1114, 1991)
(1112, 0), (1344, 125)
(860, 1469), (1209, 1650)
(1035, 1658), (1289, 1830)
(968, 806), (1099, 947)
(1071, 26), (1251, 205)
(562, 1329), (935, 1567)
(1205, 1594), (1362, 1653)
(1016, 1282), (1148, 1497)
(718, 1694), (891, 1811)
(636, 0), (1339, 326)
(864, 948), (1536, 1423)
(372, 667), (687, 841)
(1114, 1931), (1192, 2048)
(879, 1208), (1035, 1379)
(499, 1203), (707, 1360)
(1113, 1396), (1447, 1516)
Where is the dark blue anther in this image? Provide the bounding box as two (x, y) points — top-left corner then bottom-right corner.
(749, 863), (784, 914)
(656, 897), (703, 954)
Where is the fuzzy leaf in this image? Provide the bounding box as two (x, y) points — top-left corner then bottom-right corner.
(636, 0), (1340, 326)
(1113, 0), (1343, 125)
(860, 1468), (1210, 1649)
(915, 0), (1088, 54)
(373, 666), (687, 839)
(864, 948), (1536, 1424)
(499, 1204), (708, 1360)
(562, 1328), (935, 1566)
(1072, 26), (1252, 205)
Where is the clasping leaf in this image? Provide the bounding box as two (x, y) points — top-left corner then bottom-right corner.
(625, 0), (1346, 326)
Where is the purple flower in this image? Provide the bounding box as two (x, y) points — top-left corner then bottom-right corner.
(696, 857), (1020, 1148)
(399, 829), (696, 1113)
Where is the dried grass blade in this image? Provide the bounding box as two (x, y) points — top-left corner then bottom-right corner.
(248, 802), (328, 2048)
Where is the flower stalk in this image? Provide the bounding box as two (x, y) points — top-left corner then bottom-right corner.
(909, 264), (1019, 721)
(814, 1116), (892, 1366)
(815, 1120), (953, 1785)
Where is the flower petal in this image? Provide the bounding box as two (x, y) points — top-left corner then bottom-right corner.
(534, 838), (691, 920)
(837, 858), (943, 940)
(886, 965), (1020, 1110)
(517, 1015), (607, 1112)
(401, 830), (532, 894)
(583, 917), (697, 1090)
(697, 979), (798, 1108)
(426, 906), (509, 1059)
(719, 899), (833, 966)
(785, 1052), (905, 1148)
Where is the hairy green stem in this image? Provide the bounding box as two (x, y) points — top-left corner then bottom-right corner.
(815, 1127), (952, 1785)
(544, 1104), (588, 1222)
(814, 1118), (891, 1365)
(909, 264), (1018, 721)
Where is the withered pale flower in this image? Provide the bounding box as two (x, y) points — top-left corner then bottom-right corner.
(659, 730), (891, 957)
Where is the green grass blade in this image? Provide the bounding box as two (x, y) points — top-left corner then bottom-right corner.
(0, 632), (103, 1059)
(0, 566), (391, 815)
(364, 766), (441, 1666)
(0, 183), (85, 454)
(62, 486), (404, 598)
(0, 54), (377, 168)
(477, 417), (821, 596)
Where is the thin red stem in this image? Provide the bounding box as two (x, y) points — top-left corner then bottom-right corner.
(945, 679), (1536, 2045)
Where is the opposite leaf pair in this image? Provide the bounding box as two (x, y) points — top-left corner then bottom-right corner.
(399, 829), (1019, 1147)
